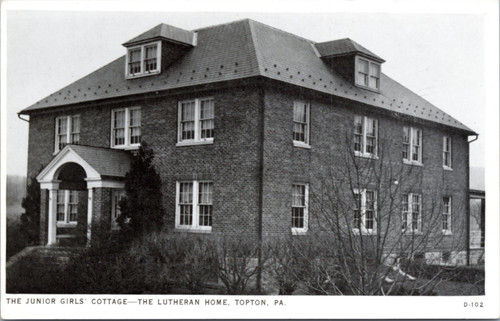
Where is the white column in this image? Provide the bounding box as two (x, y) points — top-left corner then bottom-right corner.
(47, 189), (57, 245)
(87, 188), (93, 246)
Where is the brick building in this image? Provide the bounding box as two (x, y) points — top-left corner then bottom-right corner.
(19, 19), (476, 263)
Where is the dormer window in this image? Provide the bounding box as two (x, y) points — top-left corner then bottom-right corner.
(356, 56), (380, 91)
(125, 41), (162, 78)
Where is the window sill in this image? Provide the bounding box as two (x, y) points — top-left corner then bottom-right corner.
(354, 151), (378, 159)
(402, 230), (423, 236)
(354, 83), (380, 93)
(291, 228), (308, 235)
(442, 231), (452, 236)
(403, 159), (424, 167)
(293, 141), (311, 149)
(111, 144), (141, 151)
(126, 70), (160, 79)
(175, 227), (212, 233)
(56, 222), (77, 228)
(443, 166), (453, 171)
(176, 139), (214, 147)
(352, 228), (377, 235)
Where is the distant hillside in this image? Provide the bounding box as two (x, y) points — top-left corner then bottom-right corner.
(470, 167), (485, 191)
(6, 175), (26, 206)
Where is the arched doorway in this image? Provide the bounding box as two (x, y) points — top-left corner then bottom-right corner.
(54, 163), (88, 246)
(37, 145), (130, 246)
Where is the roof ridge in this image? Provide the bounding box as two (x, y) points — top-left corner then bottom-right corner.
(248, 19), (316, 44)
(192, 18), (252, 32)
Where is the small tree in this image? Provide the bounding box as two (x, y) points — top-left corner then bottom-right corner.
(20, 175), (41, 245)
(118, 142), (165, 236)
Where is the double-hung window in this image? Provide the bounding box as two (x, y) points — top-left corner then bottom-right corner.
(56, 190), (78, 227)
(402, 193), (422, 233)
(292, 183), (309, 234)
(111, 107), (141, 148)
(354, 116), (378, 157)
(111, 190), (126, 230)
(442, 196), (452, 235)
(175, 181), (213, 231)
(293, 101), (310, 148)
(126, 41), (161, 78)
(403, 127), (422, 165)
(356, 57), (380, 91)
(353, 189), (377, 234)
(177, 98), (214, 145)
(443, 136), (452, 169)
(55, 115), (80, 152)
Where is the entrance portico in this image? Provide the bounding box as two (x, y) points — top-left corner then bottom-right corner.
(37, 145), (131, 245)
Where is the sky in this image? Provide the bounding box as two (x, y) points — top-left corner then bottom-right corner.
(2, 2), (493, 176)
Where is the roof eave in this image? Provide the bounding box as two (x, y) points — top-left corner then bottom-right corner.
(321, 52), (386, 63)
(122, 36), (195, 48)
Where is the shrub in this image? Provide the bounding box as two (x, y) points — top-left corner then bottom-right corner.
(118, 142), (165, 236)
(20, 175), (41, 245)
(128, 232), (218, 293)
(216, 236), (263, 294)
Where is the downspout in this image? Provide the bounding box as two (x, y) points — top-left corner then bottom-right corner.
(466, 134), (478, 266)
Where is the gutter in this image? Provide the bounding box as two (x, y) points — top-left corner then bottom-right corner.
(468, 134), (479, 143)
(17, 112), (29, 122)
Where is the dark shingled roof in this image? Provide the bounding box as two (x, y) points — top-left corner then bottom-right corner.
(19, 19), (475, 134)
(68, 145), (131, 178)
(315, 38), (385, 62)
(122, 23), (196, 47)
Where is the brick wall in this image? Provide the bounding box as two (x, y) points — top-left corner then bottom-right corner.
(143, 86), (263, 241)
(26, 81), (470, 252)
(261, 84), (470, 253)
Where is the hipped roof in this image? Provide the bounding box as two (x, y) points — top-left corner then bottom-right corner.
(19, 19), (475, 134)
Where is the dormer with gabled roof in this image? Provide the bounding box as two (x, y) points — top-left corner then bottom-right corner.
(123, 23), (197, 79)
(315, 38), (385, 92)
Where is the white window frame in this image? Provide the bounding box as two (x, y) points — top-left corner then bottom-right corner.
(177, 98), (215, 146)
(292, 101), (311, 149)
(442, 196), (452, 235)
(443, 136), (452, 170)
(54, 115), (80, 153)
(125, 41), (162, 78)
(111, 106), (141, 149)
(353, 189), (377, 234)
(402, 193), (422, 234)
(291, 183), (309, 235)
(403, 126), (423, 165)
(355, 56), (381, 91)
(354, 115), (378, 158)
(175, 180), (213, 232)
(111, 189), (126, 230)
(56, 190), (78, 227)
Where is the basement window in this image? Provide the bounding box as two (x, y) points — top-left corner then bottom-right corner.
(125, 41), (161, 78)
(355, 56), (380, 91)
